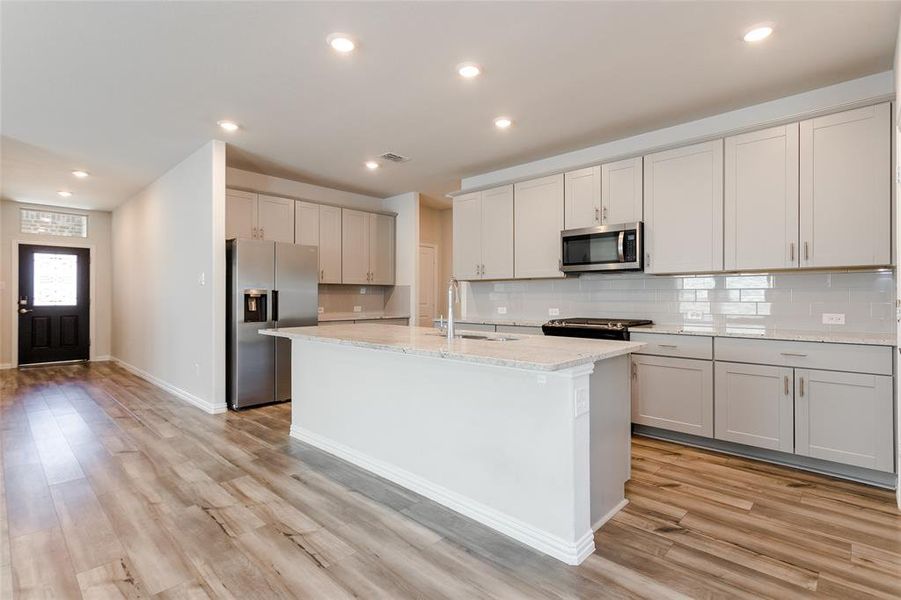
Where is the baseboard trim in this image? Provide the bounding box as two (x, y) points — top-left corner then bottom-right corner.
(0, 363), (12, 370)
(111, 357), (227, 415)
(91, 355), (112, 362)
(290, 424), (594, 565)
(592, 498), (628, 532)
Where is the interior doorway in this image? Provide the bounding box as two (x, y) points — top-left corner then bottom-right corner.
(17, 244), (90, 365)
(418, 243), (438, 327)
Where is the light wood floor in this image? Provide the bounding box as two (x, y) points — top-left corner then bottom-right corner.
(1, 363), (899, 599)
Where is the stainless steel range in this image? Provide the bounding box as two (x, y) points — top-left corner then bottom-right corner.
(541, 317), (653, 341)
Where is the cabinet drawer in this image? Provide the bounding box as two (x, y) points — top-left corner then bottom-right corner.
(356, 318), (408, 326)
(454, 322), (496, 333)
(714, 337), (892, 375)
(630, 332), (712, 360)
(496, 325), (542, 335)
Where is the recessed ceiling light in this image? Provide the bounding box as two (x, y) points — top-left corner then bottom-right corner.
(365, 161), (380, 170)
(57, 190), (73, 197)
(217, 120), (240, 132)
(457, 62), (481, 79)
(327, 33), (356, 53)
(743, 25), (773, 43)
(494, 116), (513, 129)
(71, 170), (89, 178)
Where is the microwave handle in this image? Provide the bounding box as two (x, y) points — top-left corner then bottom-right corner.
(617, 231), (625, 262)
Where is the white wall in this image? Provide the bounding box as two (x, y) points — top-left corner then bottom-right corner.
(382, 192), (419, 322)
(419, 205), (453, 316)
(0, 200), (113, 367)
(462, 71), (893, 190)
(894, 15), (900, 508)
(112, 140), (226, 413)
(226, 167), (383, 210)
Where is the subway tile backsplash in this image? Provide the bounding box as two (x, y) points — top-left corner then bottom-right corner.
(462, 270), (895, 335)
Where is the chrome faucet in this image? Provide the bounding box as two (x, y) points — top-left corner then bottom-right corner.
(447, 277), (459, 341)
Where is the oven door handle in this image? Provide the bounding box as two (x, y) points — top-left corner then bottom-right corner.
(617, 231), (625, 262)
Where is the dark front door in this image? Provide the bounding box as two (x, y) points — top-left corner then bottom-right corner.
(18, 244), (90, 365)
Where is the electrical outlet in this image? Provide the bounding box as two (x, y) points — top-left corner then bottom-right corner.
(822, 313), (845, 325)
(353, 305), (362, 313)
(198, 272), (205, 286)
(317, 306), (324, 314)
(359, 287), (367, 294)
(687, 311), (703, 320)
(548, 307), (560, 316)
(193, 362), (200, 376)
(573, 388), (589, 417)
(497, 306), (508, 315)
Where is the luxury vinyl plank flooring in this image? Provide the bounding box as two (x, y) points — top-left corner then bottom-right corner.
(1, 363), (899, 599)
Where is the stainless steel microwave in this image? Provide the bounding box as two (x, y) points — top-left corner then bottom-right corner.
(560, 221), (643, 273)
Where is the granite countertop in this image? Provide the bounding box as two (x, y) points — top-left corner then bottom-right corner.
(431, 317), (547, 327)
(261, 323), (644, 371)
(631, 324), (896, 347)
(319, 312), (410, 322)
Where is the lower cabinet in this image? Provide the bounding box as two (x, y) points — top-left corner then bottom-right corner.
(795, 369), (894, 472)
(631, 355), (713, 437)
(714, 362), (794, 452)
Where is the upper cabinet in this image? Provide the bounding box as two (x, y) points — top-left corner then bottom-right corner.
(318, 205), (343, 284)
(225, 190), (294, 243)
(799, 103), (891, 268)
(369, 213), (396, 285)
(452, 186), (514, 280)
(514, 174), (564, 279)
(256, 195), (295, 243)
(295, 201), (320, 246)
(644, 140), (724, 274)
(226, 189), (257, 240)
(601, 156), (643, 224)
(563, 158), (642, 230)
(724, 124), (799, 271)
(342, 209), (396, 285)
(563, 166), (600, 229)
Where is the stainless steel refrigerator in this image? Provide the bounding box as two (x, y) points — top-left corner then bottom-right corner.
(226, 239), (318, 409)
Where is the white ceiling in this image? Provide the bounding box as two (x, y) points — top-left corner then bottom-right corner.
(2, 1), (899, 211)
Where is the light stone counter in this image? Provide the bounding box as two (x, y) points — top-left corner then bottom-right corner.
(262, 323), (643, 371)
(632, 324), (895, 347)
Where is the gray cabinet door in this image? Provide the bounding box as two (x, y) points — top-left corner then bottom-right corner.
(452, 191), (483, 280)
(799, 102), (891, 268)
(714, 362), (794, 452)
(795, 369), (894, 472)
(514, 174), (564, 279)
(631, 355), (713, 436)
(563, 166), (601, 229)
(601, 156), (643, 224)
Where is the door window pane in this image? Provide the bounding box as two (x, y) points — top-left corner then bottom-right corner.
(33, 253), (78, 306)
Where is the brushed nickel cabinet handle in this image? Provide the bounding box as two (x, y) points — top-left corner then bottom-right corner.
(780, 352), (808, 357)
(595, 207), (600, 223)
(784, 375), (789, 395)
(804, 241), (809, 261)
(789, 242), (795, 261)
(602, 206), (608, 222)
(799, 376), (805, 397)
(260, 227), (265, 239)
(658, 344), (678, 348)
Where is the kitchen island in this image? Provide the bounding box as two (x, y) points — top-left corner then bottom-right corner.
(261, 323), (644, 565)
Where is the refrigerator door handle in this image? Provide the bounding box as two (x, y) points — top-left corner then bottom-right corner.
(272, 289), (279, 323)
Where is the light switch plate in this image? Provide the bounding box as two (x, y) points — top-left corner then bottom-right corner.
(822, 313), (845, 325)
(548, 307), (560, 316)
(318, 306), (324, 314)
(359, 287), (367, 294)
(497, 306), (508, 315)
(353, 305), (362, 313)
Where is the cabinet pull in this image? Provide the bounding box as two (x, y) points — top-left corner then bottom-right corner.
(594, 207), (600, 223)
(657, 344), (678, 349)
(645, 252), (651, 268)
(631, 362), (637, 379)
(602, 206), (608, 223)
(260, 227), (265, 239)
(784, 375), (789, 395)
(799, 376), (805, 397)
(789, 242), (795, 261)
(320, 269), (324, 281)
(481, 264), (486, 276)
(780, 352), (808, 357)
(804, 241), (809, 261)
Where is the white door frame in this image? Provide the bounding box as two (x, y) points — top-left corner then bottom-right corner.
(10, 240), (97, 366)
(418, 243), (439, 326)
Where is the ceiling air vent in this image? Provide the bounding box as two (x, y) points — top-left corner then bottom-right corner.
(377, 152), (411, 163)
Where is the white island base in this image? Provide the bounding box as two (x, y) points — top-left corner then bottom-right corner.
(264, 325), (641, 565)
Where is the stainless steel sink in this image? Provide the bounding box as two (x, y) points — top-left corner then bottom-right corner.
(432, 332), (518, 342)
